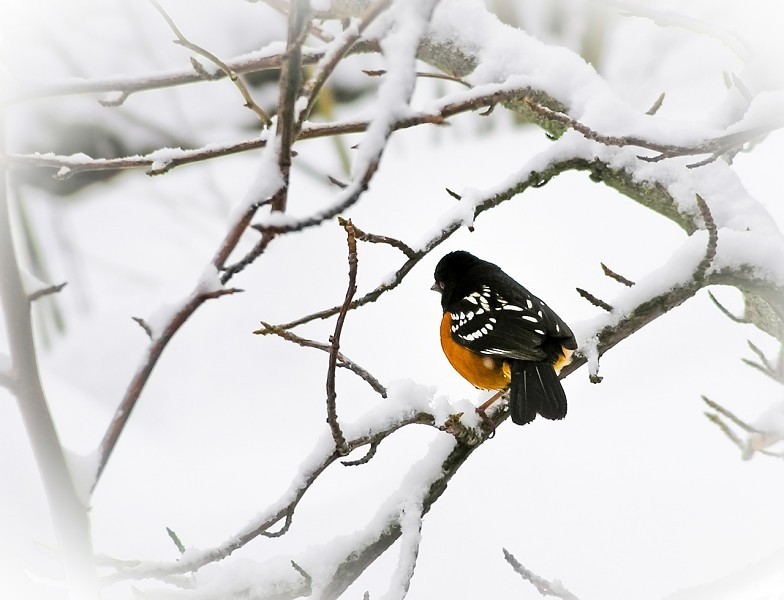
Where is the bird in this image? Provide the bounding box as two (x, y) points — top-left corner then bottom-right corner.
(432, 250), (577, 425)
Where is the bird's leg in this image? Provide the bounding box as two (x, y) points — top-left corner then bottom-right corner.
(475, 388), (507, 437)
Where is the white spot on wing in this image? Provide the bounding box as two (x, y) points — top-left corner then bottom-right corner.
(523, 315), (538, 323)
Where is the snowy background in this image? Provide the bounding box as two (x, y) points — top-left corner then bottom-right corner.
(2, 0), (784, 599)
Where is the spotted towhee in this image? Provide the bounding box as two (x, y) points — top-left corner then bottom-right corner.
(433, 251), (577, 425)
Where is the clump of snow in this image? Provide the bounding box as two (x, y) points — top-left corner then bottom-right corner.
(580, 335), (601, 379)
(195, 264), (223, 296)
(147, 146), (187, 172)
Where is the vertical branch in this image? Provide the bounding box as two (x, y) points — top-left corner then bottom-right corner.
(0, 112), (97, 597)
(326, 220), (359, 454)
(273, 0), (310, 214)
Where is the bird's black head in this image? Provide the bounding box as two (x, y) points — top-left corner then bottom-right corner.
(432, 250), (487, 308)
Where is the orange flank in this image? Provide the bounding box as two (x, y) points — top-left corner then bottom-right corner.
(440, 312), (511, 390)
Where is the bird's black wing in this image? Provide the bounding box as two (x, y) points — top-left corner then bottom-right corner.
(446, 275), (575, 362)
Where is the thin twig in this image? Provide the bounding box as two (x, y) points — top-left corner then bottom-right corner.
(575, 287), (613, 312)
(704, 412), (746, 452)
(694, 194), (718, 280)
(600, 263), (634, 287)
(147, 0), (271, 125)
(28, 281), (68, 302)
(502, 549), (580, 600)
(255, 322), (387, 397)
(525, 99), (782, 167)
(707, 291), (748, 323)
(701, 395), (759, 433)
(338, 217), (416, 258)
(363, 68), (471, 88)
(131, 317), (153, 340)
(342, 439), (382, 466)
(325, 220), (359, 454)
(290, 561), (313, 592)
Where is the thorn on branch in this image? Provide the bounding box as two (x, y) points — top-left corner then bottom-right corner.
(575, 287), (613, 312)
(600, 263), (634, 287)
(165, 526), (186, 555)
(694, 194), (718, 281)
(199, 287), (244, 301)
(445, 187), (461, 200)
(328, 175), (348, 189)
(646, 92), (666, 116)
(290, 560), (313, 590)
(98, 91), (130, 107)
(132, 317), (154, 339)
(28, 281), (68, 303)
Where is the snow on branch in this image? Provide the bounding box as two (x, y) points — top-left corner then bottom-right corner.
(525, 99), (783, 167)
(502, 548), (580, 600)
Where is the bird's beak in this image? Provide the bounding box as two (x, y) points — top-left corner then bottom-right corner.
(431, 282), (441, 293)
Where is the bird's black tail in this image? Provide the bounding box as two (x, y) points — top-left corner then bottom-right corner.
(509, 361), (567, 425)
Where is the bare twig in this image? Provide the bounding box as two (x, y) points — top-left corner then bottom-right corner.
(708, 291), (748, 323)
(704, 412), (746, 451)
(694, 194), (718, 280)
(701, 395), (759, 434)
(575, 287), (613, 312)
(28, 281), (67, 302)
(342, 439), (382, 466)
(502, 549), (580, 600)
(290, 561), (313, 592)
(325, 220), (359, 454)
(255, 322), (387, 397)
(600, 263), (634, 287)
(148, 0), (271, 125)
(524, 99), (782, 167)
(338, 217), (416, 258)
